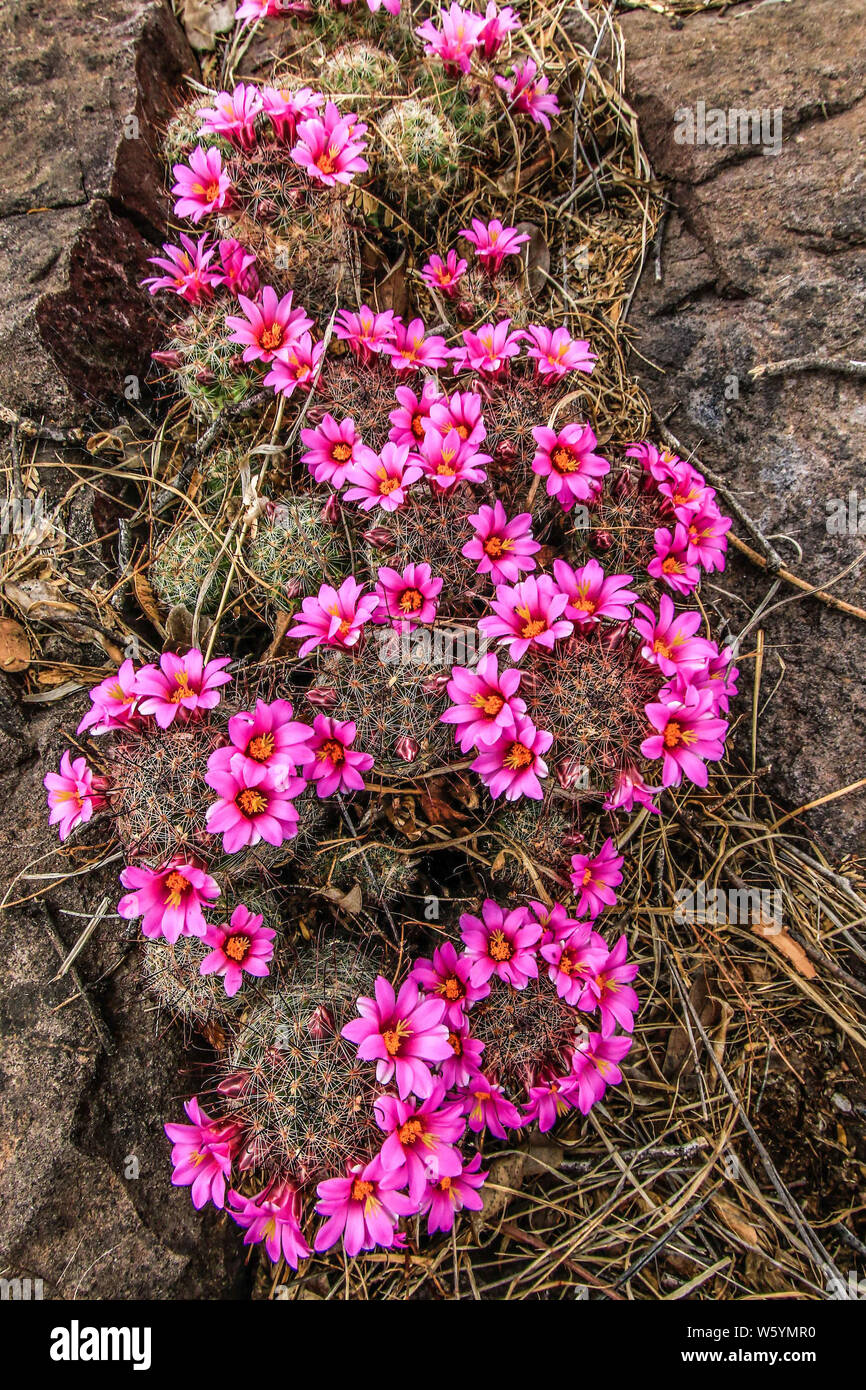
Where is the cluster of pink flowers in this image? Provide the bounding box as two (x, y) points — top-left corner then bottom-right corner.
(415, 5), (557, 130)
(626, 441), (733, 595)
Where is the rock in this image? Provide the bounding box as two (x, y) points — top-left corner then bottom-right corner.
(0, 0), (197, 421)
(621, 0), (866, 852)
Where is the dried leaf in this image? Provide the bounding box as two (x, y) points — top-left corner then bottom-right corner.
(3, 577), (78, 621)
(181, 0), (236, 51)
(663, 968), (720, 1078)
(0, 617), (31, 672)
(516, 220), (550, 297)
(711, 1196), (762, 1248)
(133, 571), (164, 632)
(752, 922), (817, 979)
(470, 1152), (527, 1235)
(317, 882), (364, 915)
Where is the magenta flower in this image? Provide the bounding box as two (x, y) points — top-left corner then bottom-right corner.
(440, 1022), (486, 1089)
(553, 557), (638, 628)
(540, 927), (608, 1006)
(171, 145), (232, 223)
(264, 333), (324, 398)
(225, 286), (313, 364)
(314, 1159), (416, 1257)
(523, 1074), (580, 1132)
(409, 940), (488, 1025)
(300, 414), (365, 488)
(531, 422), (610, 511)
(416, 4), (485, 75)
(460, 218), (530, 275)
(478, 1), (521, 59)
(260, 84), (323, 142)
(625, 441), (682, 485)
(462, 501), (540, 585)
(695, 643), (739, 715)
(648, 524), (701, 595)
(471, 714), (553, 801)
(479, 574), (573, 660)
(418, 425), (489, 490)
(205, 761), (305, 853)
(420, 249), (468, 297)
(569, 838), (624, 918)
(200, 904), (276, 997)
(143, 233), (221, 303)
(118, 860), (219, 943)
(388, 379), (443, 449)
(442, 653), (525, 753)
(78, 659), (141, 734)
(526, 899), (582, 945)
(428, 389), (487, 448)
(495, 58), (560, 131)
(237, 0), (293, 22)
(683, 503), (732, 573)
(569, 1033), (633, 1114)
(641, 681), (728, 788)
(164, 1097), (239, 1210)
(334, 305), (397, 363)
(578, 934), (639, 1035)
(342, 977), (452, 1099)
(383, 317), (450, 374)
(343, 441), (423, 512)
(306, 715), (374, 797)
(132, 648), (232, 729)
(373, 562), (443, 630)
(459, 1074), (523, 1139)
(291, 101), (369, 186)
(375, 1084), (466, 1203)
(460, 898), (541, 987)
(198, 83), (263, 149)
(657, 461), (711, 523)
(419, 1151), (487, 1234)
(451, 319), (523, 377)
(44, 750), (105, 841)
(633, 595), (713, 678)
(603, 765), (662, 816)
(524, 324), (596, 381)
(216, 238), (259, 297)
(228, 1181), (310, 1268)
(288, 576), (378, 657)
(208, 698), (314, 780)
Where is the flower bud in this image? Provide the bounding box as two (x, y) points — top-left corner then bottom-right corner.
(395, 735), (419, 763)
(306, 686), (338, 709)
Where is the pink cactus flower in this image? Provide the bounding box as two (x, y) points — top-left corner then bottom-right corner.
(577, 934), (639, 1035)
(306, 715), (374, 797)
(314, 1159), (416, 1257)
(409, 940), (487, 1026)
(641, 682), (728, 788)
(343, 442), (423, 512)
(460, 217), (530, 274)
(625, 441), (683, 485)
(228, 1181), (310, 1268)
(603, 765), (662, 816)
(440, 1022), (486, 1089)
(428, 389), (487, 448)
(648, 524), (701, 595)
(383, 317), (450, 373)
(540, 927), (608, 1006)
(205, 761), (305, 853)
(479, 574), (573, 660)
(291, 101), (369, 186)
(418, 425), (490, 490)
(388, 379), (444, 449)
(471, 714), (553, 801)
(264, 333), (324, 397)
(374, 1084), (466, 1203)
(460, 898), (541, 987)
(633, 595), (714, 678)
(526, 899), (582, 945)
(441, 653), (526, 753)
(495, 58), (560, 131)
(198, 83), (263, 149)
(171, 145), (233, 223)
(683, 503), (732, 573)
(260, 85), (323, 142)
(552, 557), (638, 629)
(531, 422), (610, 511)
(523, 1074), (580, 1132)
(524, 324), (596, 381)
(236, 0), (297, 25)
(477, 1), (521, 59)
(373, 562), (443, 630)
(334, 305), (397, 363)
(416, 4), (485, 75)
(208, 698), (314, 781)
(132, 649), (232, 729)
(451, 318), (524, 377)
(462, 502), (539, 585)
(78, 659), (141, 734)
(419, 1151), (487, 1234)
(420, 249), (468, 297)
(288, 576), (378, 657)
(164, 1097), (239, 1210)
(225, 286), (313, 364)
(301, 414), (365, 488)
(118, 860), (220, 943)
(657, 461), (711, 523)
(200, 904), (276, 997)
(143, 233), (221, 303)
(694, 643), (739, 715)
(44, 750), (105, 841)
(342, 977), (452, 1099)
(569, 1033), (633, 1114)
(569, 837), (624, 918)
(459, 1074), (523, 1139)
(216, 238), (259, 297)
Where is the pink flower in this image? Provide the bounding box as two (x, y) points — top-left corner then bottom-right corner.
(603, 765), (662, 816)
(416, 4), (485, 75)
(569, 838), (624, 918)
(225, 286), (313, 364)
(479, 574), (573, 660)
(417, 425), (490, 490)
(527, 899), (582, 945)
(264, 333), (324, 397)
(334, 305), (397, 363)
(373, 562), (443, 630)
(540, 926), (608, 1006)
(459, 1074), (522, 1139)
(291, 101), (369, 186)
(420, 249), (467, 297)
(143, 233), (221, 303)
(343, 442), (423, 512)
(164, 1097), (239, 1210)
(200, 904), (276, 997)
(477, 1), (521, 59)
(569, 1033), (632, 1114)
(118, 860), (220, 942)
(388, 379), (444, 448)
(657, 461), (711, 522)
(301, 414), (365, 488)
(641, 682), (728, 788)
(633, 595), (714, 678)
(228, 1181), (310, 1269)
(205, 761), (305, 853)
(216, 238), (259, 297)
(553, 557), (638, 628)
(288, 576), (379, 657)
(208, 698), (314, 780)
(442, 653), (525, 753)
(314, 1159), (415, 1257)
(460, 898), (541, 987)
(523, 1074), (580, 1132)
(44, 750), (105, 841)
(198, 84), (263, 149)
(375, 1084), (466, 1203)
(427, 390), (486, 448)
(440, 1022), (486, 1089)
(260, 85), (323, 142)
(236, 0), (296, 25)
(342, 977), (452, 1099)
(647, 524), (701, 595)
(419, 1152), (487, 1234)
(306, 715), (374, 797)
(132, 649), (232, 729)
(683, 503), (732, 573)
(451, 319), (523, 377)
(495, 58), (560, 131)
(578, 934), (639, 1035)
(471, 714), (553, 800)
(524, 324), (596, 381)
(409, 941), (487, 1026)
(77, 659), (141, 734)
(462, 501), (540, 584)
(383, 317), (450, 373)
(531, 422), (610, 511)
(625, 441), (682, 485)
(460, 218), (530, 274)
(171, 146), (232, 223)
(694, 643), (739, 714)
